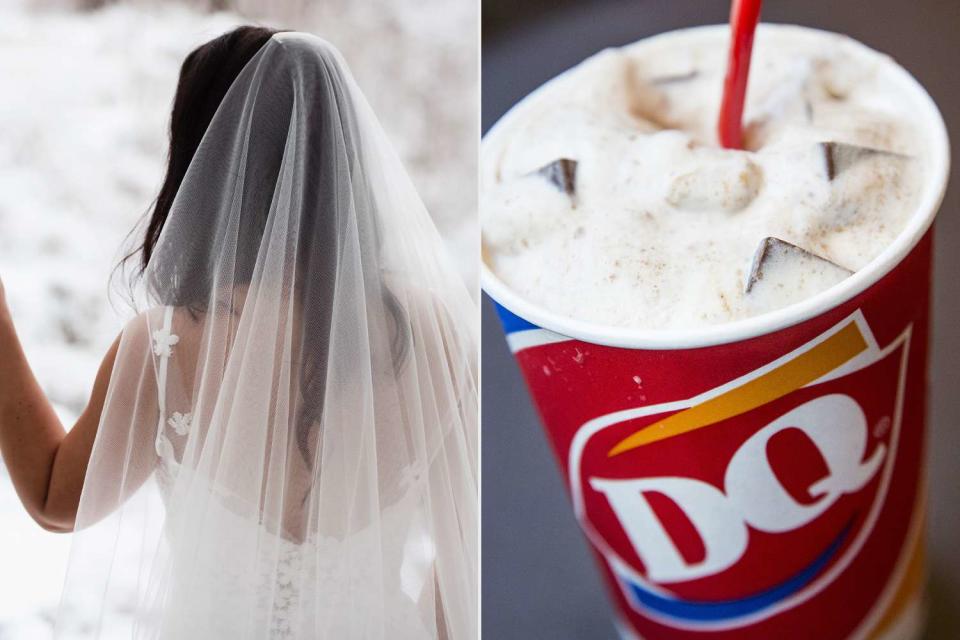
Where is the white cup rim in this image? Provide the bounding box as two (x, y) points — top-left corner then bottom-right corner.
(481, 23), (951, 351)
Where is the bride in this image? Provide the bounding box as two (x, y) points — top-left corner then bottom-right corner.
(0, 26), (477, 639)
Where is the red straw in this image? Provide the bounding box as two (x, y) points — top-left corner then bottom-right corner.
(717, 0), (763, 149)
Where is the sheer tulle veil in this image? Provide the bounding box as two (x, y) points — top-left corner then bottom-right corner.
(55, 32), (477, 639)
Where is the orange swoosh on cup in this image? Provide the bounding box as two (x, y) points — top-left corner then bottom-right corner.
(608, 321), (868, 457)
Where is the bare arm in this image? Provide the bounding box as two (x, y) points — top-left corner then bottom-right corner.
(0, 281), (120, 532)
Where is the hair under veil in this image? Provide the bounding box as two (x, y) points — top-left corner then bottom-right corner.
(55, 32), (477, 639)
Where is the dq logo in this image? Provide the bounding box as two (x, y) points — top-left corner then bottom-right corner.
(591, 395), (885, 585)
(568, 312), (912, 630)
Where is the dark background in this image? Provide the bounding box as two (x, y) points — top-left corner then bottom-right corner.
(481, 1), (960, 638)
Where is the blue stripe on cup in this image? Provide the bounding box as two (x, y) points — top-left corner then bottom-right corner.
(620, 519), (853, 625)
(493, 301), (540, 334)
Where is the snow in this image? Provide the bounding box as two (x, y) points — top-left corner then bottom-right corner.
(0, 0), (476, 635)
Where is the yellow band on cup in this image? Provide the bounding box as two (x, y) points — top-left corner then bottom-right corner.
(608, 321), (868, 457)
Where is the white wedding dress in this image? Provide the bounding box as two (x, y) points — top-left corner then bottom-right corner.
(151, 300), (440, 639)
(56, 32), (477, 639)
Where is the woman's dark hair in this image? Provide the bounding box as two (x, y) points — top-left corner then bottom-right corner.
(136, 26), (278, 271)
(123, 26), (410, 470)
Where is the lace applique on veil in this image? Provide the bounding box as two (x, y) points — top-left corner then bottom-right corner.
(153, 307), (196, 462)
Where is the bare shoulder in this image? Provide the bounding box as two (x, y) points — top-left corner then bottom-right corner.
(73, 308), (169, 437)
(116, 307), (167, 351)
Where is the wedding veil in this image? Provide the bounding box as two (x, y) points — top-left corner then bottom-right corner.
(55, 32), (477, 639)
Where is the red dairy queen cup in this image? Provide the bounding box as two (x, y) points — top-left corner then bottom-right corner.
(482, 26), (950, 640)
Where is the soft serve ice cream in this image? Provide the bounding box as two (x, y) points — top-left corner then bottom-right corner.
(481, 25), (934, 330)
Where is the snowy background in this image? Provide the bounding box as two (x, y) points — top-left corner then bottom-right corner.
(0, 0), (476, 635)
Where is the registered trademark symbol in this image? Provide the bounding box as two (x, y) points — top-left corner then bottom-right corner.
(873, 416), (891, 438)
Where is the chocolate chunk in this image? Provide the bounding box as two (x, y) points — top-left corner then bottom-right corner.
(745, 237), (852, 294)
(533, 158), (577, 197)
(651, 70), (699, 85)
(820, 142), (905, 181)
